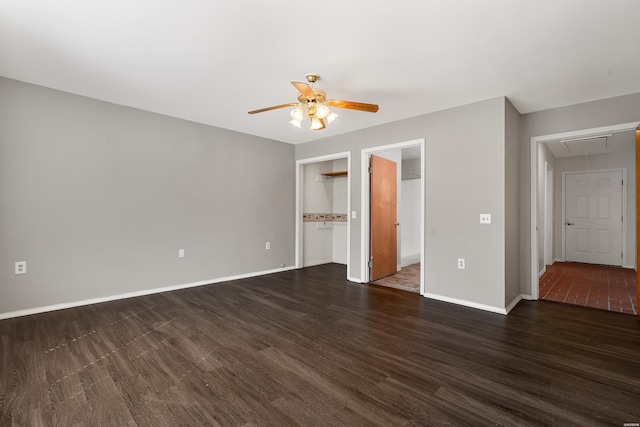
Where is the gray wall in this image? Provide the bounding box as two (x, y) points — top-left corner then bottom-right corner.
(504, 99), (521, 306)
(519, 91), (640, 296)
(0, 77), (295, 315)
(296, 97), (509, 310)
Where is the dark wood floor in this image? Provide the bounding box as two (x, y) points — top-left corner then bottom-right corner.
(1, 264), (639, 426)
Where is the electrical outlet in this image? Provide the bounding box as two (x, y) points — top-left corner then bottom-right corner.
(15, 261), (26, 275)
(480, 214), (491, 224)
(266, 242), (270, 250)
(457, 258), (465, 269)
(178, 249), (185, 258)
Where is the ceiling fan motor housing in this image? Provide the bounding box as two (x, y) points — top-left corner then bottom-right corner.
(298, 88), (326, 104)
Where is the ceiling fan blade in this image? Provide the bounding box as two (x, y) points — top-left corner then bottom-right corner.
(291, 81), (315, 98)
(327, 99), (379, 113)
(248, 103), (298, 114)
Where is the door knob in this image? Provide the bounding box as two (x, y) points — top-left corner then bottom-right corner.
(394, 223), (400, 227)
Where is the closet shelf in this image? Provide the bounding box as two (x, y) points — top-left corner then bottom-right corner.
(321, 171), (348, 177)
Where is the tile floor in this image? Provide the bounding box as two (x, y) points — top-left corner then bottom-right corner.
(371, 263), (420, 293)
(539, 262), (637, 315)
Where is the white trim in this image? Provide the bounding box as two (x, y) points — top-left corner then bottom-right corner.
(348, 276), (363, 283)
(538, 267), (546, 278)
(360, 139), (425, 297)
(561, 168), (627, 267)
(529, 121), (640, 301)
(505, 294), (524, 314)
(302, 259), (335, 268)
(295, 151), (351, 277)
(520, 294), (534, 300)
(423, 293), (509, 315)
(544, 162), (554, 266)
(0, 266), (297, 320)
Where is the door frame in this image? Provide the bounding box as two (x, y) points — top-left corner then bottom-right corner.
(543, 162), (554, 269)
(561, 168), (627, 266)
(295, 152), (351, 277)
(361, 138), (425, 295)
(529, 121), (640, 300)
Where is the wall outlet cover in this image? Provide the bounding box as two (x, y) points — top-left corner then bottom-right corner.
(15, 261), (26, 274)
(480, 214), (491, 224)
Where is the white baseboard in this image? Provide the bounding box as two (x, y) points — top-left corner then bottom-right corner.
(348, 277), (363, 283)
(302, 259), (334, 268)
(505, 294), (524, 314)
(401, 254), (421, 267)
(422, 293), (508, 315)
(0, 266), (297, 320)
(520, 294), (534, 300)
(538, 267), (546, 278)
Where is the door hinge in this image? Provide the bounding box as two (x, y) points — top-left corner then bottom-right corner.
(368, 166), (373, 174)
(622, 216), (624, 222)
(368, 260), (373, 268)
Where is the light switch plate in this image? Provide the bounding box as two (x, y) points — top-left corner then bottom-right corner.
(480, 214), (491, 224)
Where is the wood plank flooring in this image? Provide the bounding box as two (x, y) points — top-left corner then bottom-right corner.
(1, 263), (639, 426)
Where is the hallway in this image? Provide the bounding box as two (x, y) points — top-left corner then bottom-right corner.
(539, 262), (637, 315)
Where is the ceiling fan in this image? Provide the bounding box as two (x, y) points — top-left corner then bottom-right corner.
(248, 74), (379, 130)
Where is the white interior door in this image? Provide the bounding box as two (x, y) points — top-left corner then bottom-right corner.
(565, 170), (623, 266)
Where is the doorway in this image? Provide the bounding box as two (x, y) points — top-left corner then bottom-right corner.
(361, 139), (425, 294)
(295, 152), (351, 277)
(530, 122), (639, 315)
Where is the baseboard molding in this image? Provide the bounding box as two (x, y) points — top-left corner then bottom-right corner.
(401, 253), (421, 267)
(505, 294), (524, 314)
(302, 259), (334, 268)
(622, 264), (635, 270)
(422, 293), (508, 315)
(538, 267), (546, 278)
(520, 294), (534, 301)
(0, 266), (297, 320)
(348, 277), (363, 283)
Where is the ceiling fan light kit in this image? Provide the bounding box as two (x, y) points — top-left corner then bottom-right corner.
(248, 74), (378, 131)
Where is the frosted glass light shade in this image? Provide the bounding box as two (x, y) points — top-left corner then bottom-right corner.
(316, 103), (331, 119)
(310, 117), (323, 130)
(290, 106), (304, 122)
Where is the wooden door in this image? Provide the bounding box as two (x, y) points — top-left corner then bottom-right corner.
(565, 170), (623, 266)
(370, 155), (398, 281)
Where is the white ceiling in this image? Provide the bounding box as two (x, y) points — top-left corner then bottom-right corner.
(2, 0), (639, 145)
(545, 130), (635, 158)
